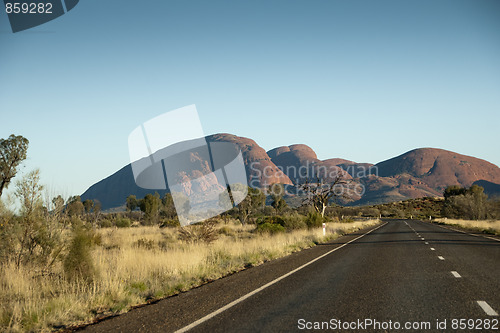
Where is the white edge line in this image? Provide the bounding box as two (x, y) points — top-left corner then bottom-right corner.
(174, 222), (388, 333)
(451, 271), (461, 278)
(431, 222), (500, 242)
(477, 301), (499, 316)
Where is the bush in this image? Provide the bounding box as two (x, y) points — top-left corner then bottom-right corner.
(256, 216), (286, 227)
(159, 218), (180, 228)
(218, 226), (234, 236)
(281, 213), (307, 230)
(305, 211), (324, 228)
(177, 220), (219, 244)
(115, 217), (132, 228)
(63, 228), (97, 283)
(256, 222), (285, 234)
(134, 238), (156, 250)
(99, 218), (114, 228)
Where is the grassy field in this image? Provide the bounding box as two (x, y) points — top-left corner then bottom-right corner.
(0, 219), (380, 332)
(434, 218), (500, 236)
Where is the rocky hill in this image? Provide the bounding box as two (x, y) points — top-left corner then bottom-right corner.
(81, 134), (500, 210)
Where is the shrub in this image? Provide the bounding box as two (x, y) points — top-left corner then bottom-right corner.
(115, 217), (132, 228)
(256, 222), (285, 234)
(134, 238), (156, 250)
(305, 211), (324, 228)
(99, 218), (114, 228)
(256, 216), (286, 227)
(63, 228), (97, 283)
(177, 220), (219, 244)
(218, 226), (234, 236)
(281, 213), (307, 230)
(159, 218), (180, 228)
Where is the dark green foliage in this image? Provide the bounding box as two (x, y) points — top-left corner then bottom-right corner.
(442, 185), (488, 220)
(269, 184), (288, 213)
(256, 216), (286, 227)
(63, 227), (97, 283)
(281, 213), (307, 230)
(256, 222), (285, 234)
(83, 199), (94, 214)
(126, 195), (138, 212)
(235, 186), (266, 224)
(444, 185), (467, 199)
(99, 217), (114, 228)
(0, 134), (29, 198)
(115, 217), (131, 228)
(139, 193), (162, 225)
(66, 196), (84, 217)
(161, 193), (177, 219)
(305, 211), (324, 228)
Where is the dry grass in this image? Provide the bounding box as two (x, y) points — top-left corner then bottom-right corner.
(0, 219), (380, 332)
(434, 218), (500, 236)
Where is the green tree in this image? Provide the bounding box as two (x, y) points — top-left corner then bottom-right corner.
(139, 193), (162, 224)
(442, 185), (488, 220)
(52, 195), (65, 218)
(66, 196), (85, 217)
(0, 134), (29, 198)
(444, 185), (467, 199)
(269, 183), (288, 213)
(126, 195), (138, 212)
(161, 193), (177, 219)
(13, 169), (49, 267)
(83, 199), (94, 215)
(236, 187), (265, 224)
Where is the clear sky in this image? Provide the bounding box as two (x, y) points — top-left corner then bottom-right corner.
(1, 0), (499, 198)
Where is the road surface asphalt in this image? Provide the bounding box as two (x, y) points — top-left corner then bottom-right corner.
(79, 219), (500, 332)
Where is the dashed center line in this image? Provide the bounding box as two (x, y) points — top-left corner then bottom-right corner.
(430, 248), (435, 251)
(438, 256), (445, 260)
(451, 271), (461, 278)
(477, 301), (499, 316)
(424, 242), (429, 245)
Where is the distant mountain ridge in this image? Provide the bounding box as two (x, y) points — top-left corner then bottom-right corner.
(81, 134), (500, 209)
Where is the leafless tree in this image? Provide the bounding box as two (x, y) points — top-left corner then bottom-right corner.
(300, 175), (350, 217)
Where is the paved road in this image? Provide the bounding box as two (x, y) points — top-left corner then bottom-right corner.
(80, 220), (500, 332)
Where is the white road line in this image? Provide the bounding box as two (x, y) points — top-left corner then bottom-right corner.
(174, 222), (388, 333)
(451, 271), (461, 278)
(425, 242), (429, 245)
(477, 301), (499, 316)
(421, 238), (425, 240)
(438, 256), (445, 260)
(430, 248), (435, 251)
(432, 223), (500, 242)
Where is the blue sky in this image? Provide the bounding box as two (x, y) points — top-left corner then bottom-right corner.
(1, 0), (499, 197)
